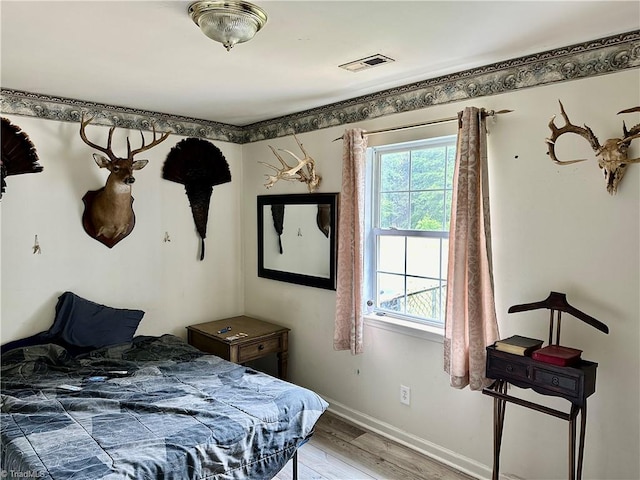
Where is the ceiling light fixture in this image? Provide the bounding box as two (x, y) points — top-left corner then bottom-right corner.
(189, 1), (267, 52)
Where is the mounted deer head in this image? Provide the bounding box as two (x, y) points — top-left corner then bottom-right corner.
(259, 134), (321, 192)
(546, 101), (640, 194)
(79, 114), (170, 247)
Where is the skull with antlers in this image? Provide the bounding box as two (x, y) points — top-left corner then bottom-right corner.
(259, 134), (321, 192)
(546, 101), (640, 194)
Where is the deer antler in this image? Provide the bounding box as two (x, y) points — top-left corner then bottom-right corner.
(80, 113), (169, 160)
(129, 123), (171, 157)
(259, 135), (321, 192)
(619, 107), (640, 155)
(546, 100), (601, 164)
(258, 146), (298, 188)
(79, 114), (118, 161)
(282, 135), (314, 174)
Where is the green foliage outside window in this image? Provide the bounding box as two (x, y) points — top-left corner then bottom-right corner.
(379, 144), (455, 232)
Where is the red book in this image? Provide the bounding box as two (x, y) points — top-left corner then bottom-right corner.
(532, 345), (582, 366)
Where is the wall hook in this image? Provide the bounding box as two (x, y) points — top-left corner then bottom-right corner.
(297, 228), (302, 237)
(164, 231), (171, 243)
(33, 235), (41, 254)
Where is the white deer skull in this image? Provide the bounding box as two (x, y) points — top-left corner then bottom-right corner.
(259, 135), (321, 192)
(545, 101), (640, 194)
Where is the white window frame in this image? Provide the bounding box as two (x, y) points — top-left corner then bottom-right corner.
(364, 135), (457, 340)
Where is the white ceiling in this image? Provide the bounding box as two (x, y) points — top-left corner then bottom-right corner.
(1, 1), (639, 126)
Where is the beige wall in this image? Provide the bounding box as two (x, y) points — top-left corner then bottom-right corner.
(242, 70), (639, 479)
(2, 69), (638, 479)
(0, 118), (245, 341)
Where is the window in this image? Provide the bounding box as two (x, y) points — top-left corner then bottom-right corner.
(365, 135), (456, 329)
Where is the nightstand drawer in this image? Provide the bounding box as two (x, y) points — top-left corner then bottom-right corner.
(531, 366), (579, 396)
(487, 354), (530, 383)
(238, 336), (281, 363)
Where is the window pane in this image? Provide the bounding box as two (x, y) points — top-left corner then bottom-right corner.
(377, 273), (405, 313)
(380, 192), (409, 229)
(369, 136), (455, 327)
(410, 191), (446, 231)
(410, 147), (447, 190)
(406, 277), (440, 319)
(406, 237), (441, 278)
(378, 236), (405, 274)
(380, 152), (409, 192)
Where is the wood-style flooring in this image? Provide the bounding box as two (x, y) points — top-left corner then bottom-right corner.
(274, 411), (476, 480)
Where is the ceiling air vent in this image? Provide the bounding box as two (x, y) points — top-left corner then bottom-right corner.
(339, 54), (395, 72)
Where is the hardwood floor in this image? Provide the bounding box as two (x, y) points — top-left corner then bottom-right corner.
(274, 411), (476, 480)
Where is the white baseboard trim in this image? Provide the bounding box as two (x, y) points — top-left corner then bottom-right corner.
(322, 396), (493, 480)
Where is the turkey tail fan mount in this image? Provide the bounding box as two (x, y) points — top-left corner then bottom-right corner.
(271, 204), (285, 254)
(1, 117), (43, 199)
(162, 138), (231, 260)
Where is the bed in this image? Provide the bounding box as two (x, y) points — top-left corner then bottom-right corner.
(1, 293), (328, 479)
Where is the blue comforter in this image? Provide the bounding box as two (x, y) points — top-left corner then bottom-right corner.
(0, 335), (328, 479)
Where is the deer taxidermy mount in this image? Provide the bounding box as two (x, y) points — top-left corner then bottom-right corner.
(79, 114), (170, 248)
(546, 101), (640, 194)
(1, 117), (43, 199)
(259, 134), (321, 192)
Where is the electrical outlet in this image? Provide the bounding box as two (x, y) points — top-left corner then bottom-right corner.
(400, 385), (410, 405)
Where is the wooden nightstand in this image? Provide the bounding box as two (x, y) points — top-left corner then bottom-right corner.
(187, 316), (290, 380)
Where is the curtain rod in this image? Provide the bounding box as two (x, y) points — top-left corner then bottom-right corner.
(332, 109), (513, 141)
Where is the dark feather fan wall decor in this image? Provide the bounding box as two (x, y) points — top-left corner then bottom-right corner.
(1, 117), (43, 199)
(163, 138), (231, 260)
(271, 204), (285, 254)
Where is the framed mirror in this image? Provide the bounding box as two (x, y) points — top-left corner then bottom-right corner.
(258, 193), (338, 290)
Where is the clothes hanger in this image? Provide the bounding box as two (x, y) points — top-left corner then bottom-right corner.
(508, 291), (609, 336)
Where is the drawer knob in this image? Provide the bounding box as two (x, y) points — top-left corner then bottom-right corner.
(506, 364), (513, 373)
(258, 344), (265, 351)
(552, 376), (559, 386)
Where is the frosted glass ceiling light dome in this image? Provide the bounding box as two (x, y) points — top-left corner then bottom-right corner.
(189, 1), (268, 51)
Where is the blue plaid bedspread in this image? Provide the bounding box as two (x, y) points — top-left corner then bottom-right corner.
(0, 335), (328, 479)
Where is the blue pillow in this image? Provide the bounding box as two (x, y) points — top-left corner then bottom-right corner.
(49, 292), (144, 351)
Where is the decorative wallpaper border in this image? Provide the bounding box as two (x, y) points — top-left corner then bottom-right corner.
(2, 31), (638, 144)
(0, 92), (246, 144)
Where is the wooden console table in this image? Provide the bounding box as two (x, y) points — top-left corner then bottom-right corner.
(187, 316), (290, 380)
(483, 292), (609, 480)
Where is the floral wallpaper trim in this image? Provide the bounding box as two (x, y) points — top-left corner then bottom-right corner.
(0, 92), (246, 144)
(1, 31), (638, 145)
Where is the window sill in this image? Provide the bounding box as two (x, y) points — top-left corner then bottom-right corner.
(363, 313), (444, 343)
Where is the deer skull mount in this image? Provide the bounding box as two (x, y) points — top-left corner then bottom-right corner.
(259, 134), (321, 192)
(79, 115), (170, 247)
(546, 101), (640, 194)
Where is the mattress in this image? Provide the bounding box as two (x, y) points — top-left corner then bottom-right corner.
(0, 334), (328, 479)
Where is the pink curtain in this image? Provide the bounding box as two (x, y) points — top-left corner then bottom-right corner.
(334, 128), (367, 354)
(444, 107), (500, 390)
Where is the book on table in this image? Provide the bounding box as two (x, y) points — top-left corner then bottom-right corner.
(531, 344), (582, 366)
(494, 335), (544, 356)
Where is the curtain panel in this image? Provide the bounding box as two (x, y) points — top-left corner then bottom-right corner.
(333, 128), (367, 354)
(444, 107), (500, 390)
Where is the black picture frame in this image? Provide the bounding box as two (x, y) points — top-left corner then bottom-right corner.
(258, 193), (338, 290)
